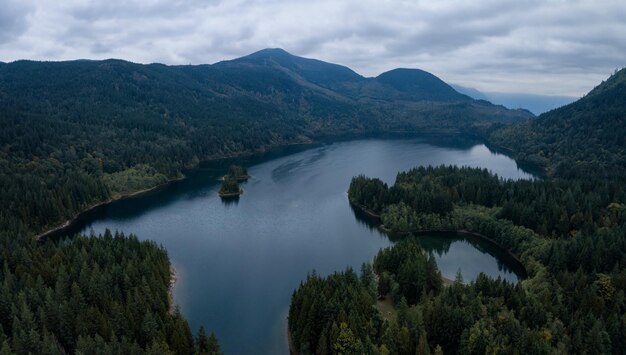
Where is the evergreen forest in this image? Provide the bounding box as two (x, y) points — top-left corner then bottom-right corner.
(0, 49), (624, 354)
(290, 68), (626, 354)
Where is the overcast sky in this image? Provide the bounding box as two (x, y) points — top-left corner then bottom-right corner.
(1, 0), (624, 96)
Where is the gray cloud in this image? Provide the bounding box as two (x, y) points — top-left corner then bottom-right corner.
(0, 0), (624, 96)
(0, 0), (33, 44)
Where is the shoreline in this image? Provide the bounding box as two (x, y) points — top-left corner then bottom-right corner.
(33, 139), (320, 241)
(218, 188), (244, 197)
(348, 200), (382, 220)
(35, 176), (185, 241)
(35, 131), (530, 241)
(384, 227), (527, 275)
(287, 329), (298, 355)
(351, 203), (528, 278)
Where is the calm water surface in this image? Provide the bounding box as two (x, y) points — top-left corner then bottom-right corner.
(63, 137), (534, 354)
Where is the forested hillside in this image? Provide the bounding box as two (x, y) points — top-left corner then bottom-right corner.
(0, 49), (530, 238)
(487, 68), (626, 180)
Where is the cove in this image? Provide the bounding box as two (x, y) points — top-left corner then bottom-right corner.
(50, 136), (534, 354)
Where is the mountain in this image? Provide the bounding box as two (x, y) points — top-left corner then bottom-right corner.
(488, 68), (626, 179)
(376, 68), (470, 102)
(453, 84), (577, 115)
(214, 49), (514, 106)
(216, 48), (365, 89)
(0, 48), (532, 238)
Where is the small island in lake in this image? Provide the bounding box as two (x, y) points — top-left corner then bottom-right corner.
(219, 176), (243, 197)
(223, 165), (250, 181)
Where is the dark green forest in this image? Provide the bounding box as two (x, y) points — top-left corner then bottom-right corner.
(290, 68), (626, 354)
(289, 239), (592, 354)
(0, 231), (221, 354)
(318, 163), (626, 353)
(1, 48), (624, 354)
(289, 239), (444, 354)
(219, 177), (241, 196)
(486, 68), (626, 180)
(0, 50), (529, 353)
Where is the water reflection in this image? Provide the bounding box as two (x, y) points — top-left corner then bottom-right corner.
(348, 201), (381, 232)
(219, 194), (240, 206)
(349, 206), (526, 282)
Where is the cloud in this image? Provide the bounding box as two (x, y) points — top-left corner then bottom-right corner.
(0, 0), (624, 95)
(0, 0), (33, 44)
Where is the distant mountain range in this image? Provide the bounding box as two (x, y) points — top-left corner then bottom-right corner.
(452, 84), (577, 115)
(216, 48), (471, 103)
(0, 49), (531, 135)
(0, 48), (532, 236)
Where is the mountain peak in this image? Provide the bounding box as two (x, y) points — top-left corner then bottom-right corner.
(248, 48), (292, 57)
(376, 68), (469, 102)
(223, 48), (297, 65)
(217, 48), (364, 88)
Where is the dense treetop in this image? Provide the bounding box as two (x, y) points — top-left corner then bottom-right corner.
(219, 177), (241, 196)
(337, 161), (626, 353)
(0, 231), (223, 354)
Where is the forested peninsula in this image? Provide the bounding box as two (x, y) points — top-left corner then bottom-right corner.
(289, 69), (626, 354)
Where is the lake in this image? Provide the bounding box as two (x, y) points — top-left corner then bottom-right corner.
(56, 136), (534, 354)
